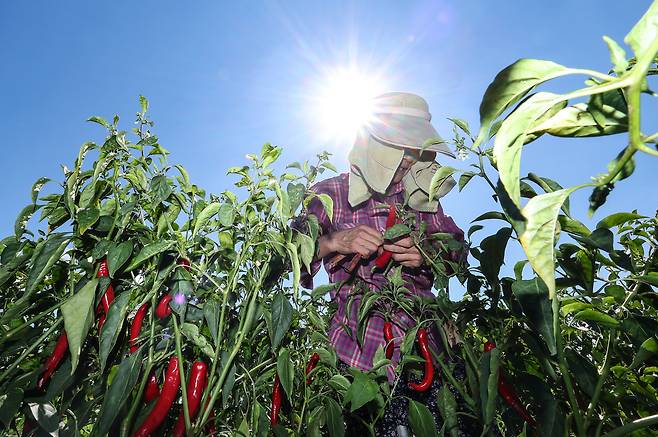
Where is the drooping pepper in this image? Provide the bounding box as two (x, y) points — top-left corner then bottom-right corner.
(36, 332), (69, 391)
(96, 259), (115, 331)
(408, 328), (434, 392)
(305, 353), (320, 385)
(483, 341), (536, 427)
(173, 361), (208, 437)
(383, 322), (395, 360)
(375, 204), (397, 269)
(155, 294), (173, 319)
(177, 258), (191, 272)
(133, 356), (181, 437)
(128, 303), (161, 402)
(270, 374), (282, 426)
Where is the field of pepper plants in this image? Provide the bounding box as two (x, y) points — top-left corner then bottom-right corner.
(1, 2), (658, 437)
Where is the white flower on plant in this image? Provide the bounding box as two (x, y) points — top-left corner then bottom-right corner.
(457, 148), (469, 161)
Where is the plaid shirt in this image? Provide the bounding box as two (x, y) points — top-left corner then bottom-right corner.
(300, 173), (464, 381)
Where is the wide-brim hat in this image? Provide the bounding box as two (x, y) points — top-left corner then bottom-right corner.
(364, 92), (455, 157)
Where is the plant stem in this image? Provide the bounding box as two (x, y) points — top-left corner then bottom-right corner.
(584, 332), (614, 429)
(173, 315), (191, 434)
(0, 318), (62, 385)
(601, 413), (658, 437)
(1, 301), (64, 344)
(119, 360), (153, 437)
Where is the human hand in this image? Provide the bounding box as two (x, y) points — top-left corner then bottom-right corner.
(383, 236), (423, 268)
(325, 225), (384, 258)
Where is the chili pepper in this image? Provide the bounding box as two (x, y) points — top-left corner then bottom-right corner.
(155, 294), (173, 319)
(96, 259), (115, 331)
(134, 356), (181, 437)
(177, 258), (191, 272)
(383, 322), (395, 360)
(305, 353), (320, 385)
(130, 304), (150, 354)
(270, 374), (282, 426)
(144, 371), (161, 402)
(375, 204), (397, 269)
(172, 361), (208, 437)
(36, 332), (69, 391)
(483, 341), (536, 427)
(408, 328), (434, 392)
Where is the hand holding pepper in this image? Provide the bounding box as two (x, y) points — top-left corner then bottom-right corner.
(382, 236), (423, 268)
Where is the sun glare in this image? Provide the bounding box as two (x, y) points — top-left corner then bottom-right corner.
(310, 67), (389, 145)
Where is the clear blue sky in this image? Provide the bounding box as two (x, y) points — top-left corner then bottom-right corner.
(1, 1), (656, 288)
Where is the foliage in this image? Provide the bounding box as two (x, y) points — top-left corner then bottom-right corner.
(1, 3), (658, 436)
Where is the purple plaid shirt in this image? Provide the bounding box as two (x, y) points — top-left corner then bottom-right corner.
(301, 173), (463, 381)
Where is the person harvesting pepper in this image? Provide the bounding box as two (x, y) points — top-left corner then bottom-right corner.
(296, 92), (465, 435)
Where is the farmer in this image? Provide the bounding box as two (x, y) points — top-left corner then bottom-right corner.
(300, 92), (472, 435)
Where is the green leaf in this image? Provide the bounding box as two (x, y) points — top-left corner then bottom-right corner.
(270, 291), (293, 350)
(344, 371), (378, 412)
(15, 204), (39, 237)
(448, 117), (471, 137)
(277, 348), (295, 401)
(437, 385), (459, 437)
(635, 273), (658, 287)
(596, 212), (645, 229)
(573, 309), (619, 328)
(472, 211), (508, 223)
(603, 36), (629, 75)
(77, 207), (100, 235)
(107, 241), (133, 278)
(27, 403), (60, 435)
(624, 1), (658, 59)
(630, 337), (658, 369)
(99, 290), (131, 373)
(62, 278), (98, 372)
(180, 323), (215, 358)
(528, 102), (628, 138)
(494, 92), (563, 205)
(408, 400), (438, 437)
(383, 223), (411, 240)
(93, 349), (143, 437)
(565, 349), (598, 397)
(478, 228), (512, 295)
(296, 232), (315, 273)
(558, 215), (590, 237)
(429, 166), (457, 201)
(512, 278), (556, 355)
(125, 240), (174, 272)
(139, 95), (149, 114)
(317, 193), (334, 223)
(519, 188), (578, 299)
(589, 228), (614, 252)
(287, 183), (305, 215)
(150, 174), (172, 204)
(473, 59), (569, 149)
(218, 203), (235, 227)
(31, 177), (51, 203)
(26, 233), (70, 298)
(193, 202), (221, 237)
(87, 116), (111, 128)
(479, 348), (501, 426)
(324, 398), (345, 437)
(286, 242), (300, 296)
(204, 299), (221, 346)
(458, 172), (476, 192)
(0, 386), (24, 427)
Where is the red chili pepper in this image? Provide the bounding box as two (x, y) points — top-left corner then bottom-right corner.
(144, 371), (161, 402)
(96, 259), (115, 331)
(130, 304), (150, 354)
(36, 332), (69, 391)
(134, 357), (181, 437)
(384, 322), (395, 360)
(172, 361), (208, 437)
(483, 341), (536, 427)
(155, 294), (173, 319)
(270, 374), (282, 426)
(305, 353), (320, 385)
(177, 258), (191, 272)
(375, 204), (397, 269)
(408, 328), (434, 392)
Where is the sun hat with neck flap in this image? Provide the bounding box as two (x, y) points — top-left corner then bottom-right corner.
(348, 92), (457, 212)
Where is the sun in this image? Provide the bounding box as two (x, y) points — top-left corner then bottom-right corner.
(310, 67), (389, 145)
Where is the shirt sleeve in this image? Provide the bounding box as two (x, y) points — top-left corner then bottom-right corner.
(291, 181), (334, 289)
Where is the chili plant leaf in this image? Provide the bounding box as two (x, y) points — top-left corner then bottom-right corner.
(630, 337), (658, 369)
(458, 172), (476, 192)
(31, 177), (51, 203)
(383, 223), (411, 240)
(296, 232), (315, 273)
(150, 174), (172, 204)
(27, 402), (60, 435)
(479, 348), (501, 427)
(277, 348), (295, 401)
(107, 241), (133, 278)
(93, 348), (143, 437)
(25, 233), (69, 299)
(62, 278), (98, 373)
(519, 188), (578, 300)
(625, 1), (658, 60)
(287, 182), (305, 215)
(603, 36), (629, 75)
(0, 387), (24, 427)
(344, 371), (378, 412)
(87, 116), (111, 128)
(317, 193), (334, 223)
(511, 278), (556, 355)
(324, 397), (345, 437)
(271, 291), (293, 350)
(125, 240), (174, 272)
(408, 399), (438, 437)
(428, 165), (457, 202)
(573, 309), (619, 328)
(99, 290), (131, 373)
(528, 102), (628, 138)
(437, 385), (459, 437)
(473, 59), (569, 149)
(218, 203), (235, 227)
(15, 204), (40, 238)
(77, 207), (100, 235)
(596, 212), (645, 229)
(193, 202), (221, 237)
(204, 298), (221, 346)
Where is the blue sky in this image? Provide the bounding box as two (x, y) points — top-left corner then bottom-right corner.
(1, 1), (656, 292)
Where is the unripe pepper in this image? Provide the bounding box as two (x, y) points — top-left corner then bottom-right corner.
(155, 294), (173, 319)
(483, 341), (536, 427)
(270, 375), (282, 426)
(134, 357), (181, 437)
(173, 361), (208, 437)
(383, 322), (395, 360)
(305, 353), (320, 385)
(375, 204), (398, 269)
(36, 332), (69, 391)
(408, 328), (434, 392)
